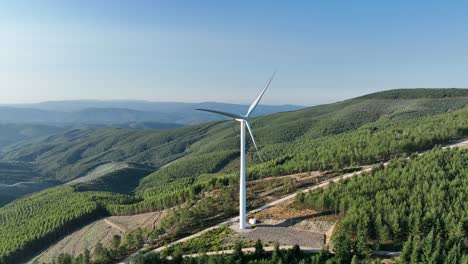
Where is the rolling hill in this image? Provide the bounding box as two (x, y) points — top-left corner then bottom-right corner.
(68, 162), (154, 194)
(2, 88), (467, 183)
(0, 88), (468, 263)
(0, 123), (66, 149)
(0, 101), (303, 125)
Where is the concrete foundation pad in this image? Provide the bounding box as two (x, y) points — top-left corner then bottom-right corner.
(229, 223), (254, 233)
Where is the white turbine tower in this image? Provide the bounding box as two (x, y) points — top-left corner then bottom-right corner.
(196, 72), (276, 230)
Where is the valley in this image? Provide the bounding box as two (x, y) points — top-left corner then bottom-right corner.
(0, 89), (467, 264)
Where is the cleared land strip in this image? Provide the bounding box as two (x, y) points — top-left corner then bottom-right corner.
(120, 139), (468, 263)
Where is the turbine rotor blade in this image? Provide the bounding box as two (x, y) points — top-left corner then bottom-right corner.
(245, 120), (263, 162)
(246, 71), (276, 117)
(196, 109), (244, 120)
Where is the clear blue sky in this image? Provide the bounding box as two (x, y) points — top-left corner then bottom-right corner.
(1, 0), (467, 105)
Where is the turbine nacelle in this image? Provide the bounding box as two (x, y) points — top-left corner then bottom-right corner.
(196, 71), (276, 162)
(235, 117), (248, 122)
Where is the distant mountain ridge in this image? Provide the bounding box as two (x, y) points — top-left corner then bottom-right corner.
(358, 88), (468, 99)
(0, 101), (304, 125)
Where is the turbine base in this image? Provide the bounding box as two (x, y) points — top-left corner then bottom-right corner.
(230, 223), (253, 233)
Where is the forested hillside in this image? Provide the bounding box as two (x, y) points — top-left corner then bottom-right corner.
(0, 186), (137, 263)
(1, 123), (225, 182)
(3, 89), (468, 183)
(0, 89), (468, 263)
(0, 161), (57, 207)
(0, 123), (65, 148)
(358, 88), (468, 99)
(295, 148), (468, 264)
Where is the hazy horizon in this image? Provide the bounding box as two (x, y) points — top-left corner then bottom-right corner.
(0, 98), (307, 106)
(1, 87), (467, 107)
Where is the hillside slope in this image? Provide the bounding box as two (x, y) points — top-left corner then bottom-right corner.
(0, 123), (66, 149)
(1, 89), (468, 263)
(3, 89), (467, 183)
(1, 123), (220, 182)
(69, 163), (154, 194)
(296, 147), (468, 263)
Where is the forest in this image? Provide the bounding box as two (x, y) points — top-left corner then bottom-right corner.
(1, 89), (468, 263)
(295, 148), (468, 264)
(0, 186), (136, 264)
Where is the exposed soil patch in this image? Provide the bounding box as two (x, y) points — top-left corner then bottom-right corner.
(253, 203), (318, 220)
(31, 211), (166, 263)
(31, 220), (118, 263)
(106, 211), (166, 232)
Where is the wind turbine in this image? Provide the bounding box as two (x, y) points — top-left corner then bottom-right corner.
(196, 72), (276, 230)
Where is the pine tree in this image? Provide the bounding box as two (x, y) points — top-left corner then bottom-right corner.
(296, 191), (305, 204)
(459, 254), (468, 264)
(254, 239), (264, 258)
(399, 236), (412, 264)
(84, 248), (91, 264)
(232, 241), (243, 262)
(172, 245), (184, 263)
(111, 234), (121, 251)
(94, 242), (110, 264)
(428, 238), (441, 264)
(410, 235), (421, 264)
(334, 231), (352, 264)
(443, 243), (460, 264)
(56, 253), (72, 264)
(125, 232), (136, 249)
(421, 229), (434, 263)
(272, 242), (281, 263)
(350, 255), (360, 264)
(355, 227), (369, 258)
(291, 244), (301, 262)
(110, 234), (122, 258)
(374, 213), (390, 242)
(135, 228), (145, 248)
